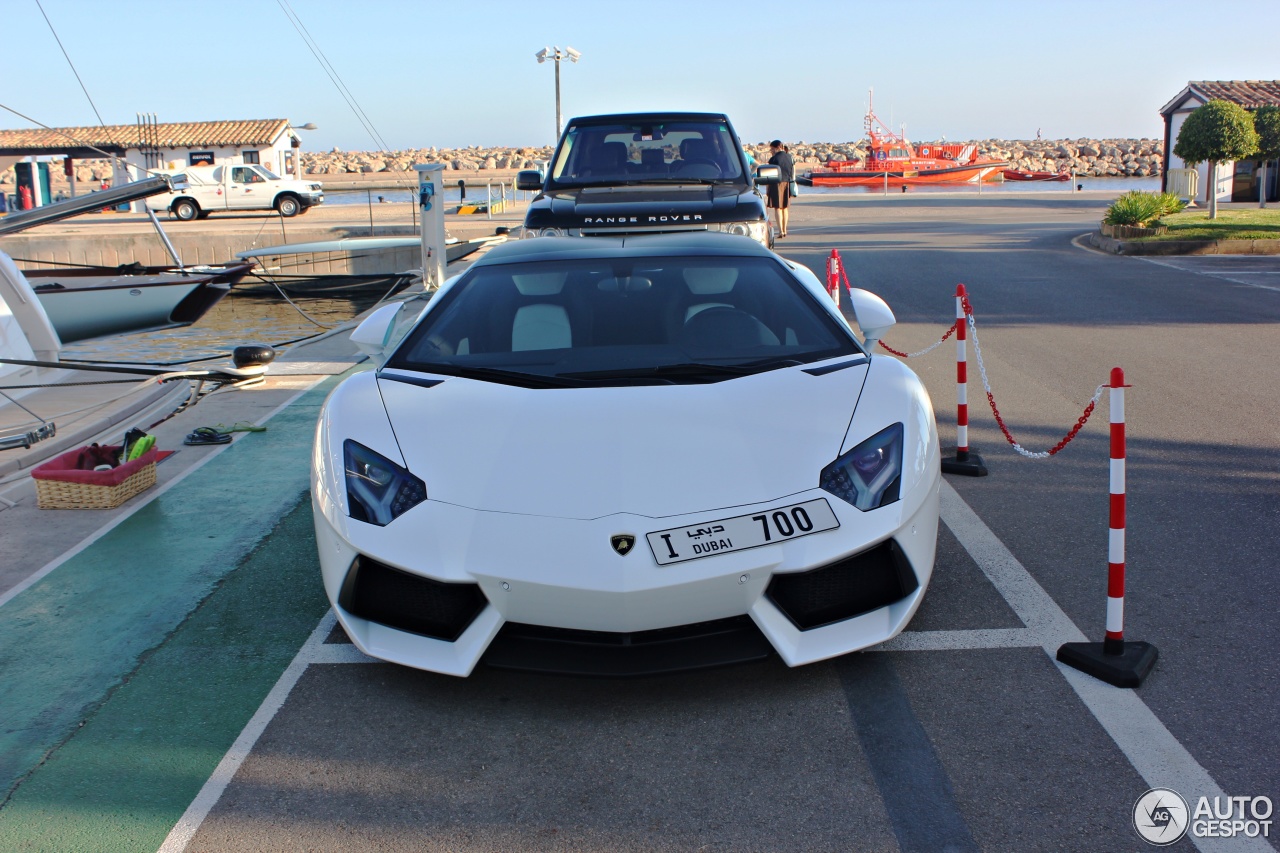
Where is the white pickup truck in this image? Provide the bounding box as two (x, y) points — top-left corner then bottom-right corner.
(145, 164), (324, 220)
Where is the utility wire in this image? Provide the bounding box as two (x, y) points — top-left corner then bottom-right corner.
(0, 102), (165, 178)
(275, 0), (418, 203)
(34, 0), (129, 156)
(276, 0), (392, 154)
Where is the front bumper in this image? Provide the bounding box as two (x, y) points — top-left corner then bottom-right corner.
(312, 477), (940, 677)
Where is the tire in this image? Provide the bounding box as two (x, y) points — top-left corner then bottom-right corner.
(172, 198), (200, 221)
(275, 195), (301, 217)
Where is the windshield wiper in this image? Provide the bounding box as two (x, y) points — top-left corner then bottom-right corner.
(409, 363), (584, 389)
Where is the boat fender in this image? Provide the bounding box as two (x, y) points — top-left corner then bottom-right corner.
(232, 344), (277, 369)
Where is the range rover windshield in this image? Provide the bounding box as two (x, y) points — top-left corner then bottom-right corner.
(385, 256), (861, 388)
(549, 120), (747, 187)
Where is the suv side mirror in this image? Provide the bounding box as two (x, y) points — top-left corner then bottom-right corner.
(755, 164), (781, 185)
(516, 169), (544, 191)
(350, 302), (405, 358)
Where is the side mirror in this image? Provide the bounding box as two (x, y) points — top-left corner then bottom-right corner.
(755, 164), (781, 185)
(846, 288), (896, 350)
(350, 302), (405, 358)
(515, 169), (544, 191)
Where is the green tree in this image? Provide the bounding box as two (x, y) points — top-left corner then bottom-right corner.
(1173, 99), (1259, 218)
(1253, 105), (1280, 208)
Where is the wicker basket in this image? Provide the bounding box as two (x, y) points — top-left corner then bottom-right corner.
(32, 446), (158, 510)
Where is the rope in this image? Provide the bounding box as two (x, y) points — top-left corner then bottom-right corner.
(856, 259), (958, 358)
(963, 295), (1104, 458)
(879, 323), (956, 358)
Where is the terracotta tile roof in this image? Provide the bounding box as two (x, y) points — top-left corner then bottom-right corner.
(0, 119), (291, 153)
(1163, 81), (1280, 115)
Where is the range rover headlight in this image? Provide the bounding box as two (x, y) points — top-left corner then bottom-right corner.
(819, 423), (903, 511)
(713, 221), (769, 245)
(343, 440), (427, 526)
(538, 227), (566, 238)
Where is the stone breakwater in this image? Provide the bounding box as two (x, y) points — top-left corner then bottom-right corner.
(786, 139), (1164, 177)
(0, 138), (1163, 187)
(296, 138), (1164, 178)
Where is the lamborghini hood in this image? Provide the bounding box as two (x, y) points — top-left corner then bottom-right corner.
(377, 363), (868, 520)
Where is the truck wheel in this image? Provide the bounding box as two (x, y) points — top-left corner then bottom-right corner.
(276, 195), (301, 217)
(173, 199), (200, 221)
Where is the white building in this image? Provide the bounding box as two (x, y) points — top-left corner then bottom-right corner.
(1160, 81), (1280, 204)
(0, 118), (313, 209)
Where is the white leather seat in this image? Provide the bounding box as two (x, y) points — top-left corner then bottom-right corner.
(511, 304), (571, 351)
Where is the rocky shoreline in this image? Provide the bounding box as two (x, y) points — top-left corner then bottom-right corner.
(0, 138), (1163, 189)
(298, 137), (1164, 179)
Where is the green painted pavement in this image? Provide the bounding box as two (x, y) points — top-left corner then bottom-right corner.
(0, 498), (329, 852)
(0, 376), (340, 804)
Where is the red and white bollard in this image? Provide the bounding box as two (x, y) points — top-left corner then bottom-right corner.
(941, 283), (987, 476)
(826, 249), (842, 306)
(1105, 366), (1127, 655)
(1058, 366), (1159, 687)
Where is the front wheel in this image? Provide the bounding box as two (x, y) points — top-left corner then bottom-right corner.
(275, 195), (301, 217)
(172, 198), (200, 221)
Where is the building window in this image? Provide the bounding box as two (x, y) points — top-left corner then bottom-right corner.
(242, 150), (259, 164)
(189, 151), (215, 166)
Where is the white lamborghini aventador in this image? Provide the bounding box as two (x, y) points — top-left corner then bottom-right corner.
(312, 233), (940, 676)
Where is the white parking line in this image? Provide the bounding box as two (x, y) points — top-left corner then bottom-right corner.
(1136, 256), (1280, 292)
(880, 627), (1038, 651)
(156, 612), (338, 853)
(0, 383), (325, 612)
(939, 480), (1272, 853)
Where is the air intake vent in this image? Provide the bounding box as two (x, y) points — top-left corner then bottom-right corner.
(766, 540), (918, 631)
(484, 616), (772, 676)
(338, 556), (487, 642)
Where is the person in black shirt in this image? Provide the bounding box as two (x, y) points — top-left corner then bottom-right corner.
(766, 140), (794, 238)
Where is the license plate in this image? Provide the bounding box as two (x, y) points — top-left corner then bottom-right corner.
(646, 498), (839, 566)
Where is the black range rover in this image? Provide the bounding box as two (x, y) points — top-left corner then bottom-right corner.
(516, 112), (780, 247)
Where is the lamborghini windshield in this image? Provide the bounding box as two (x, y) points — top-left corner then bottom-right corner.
(548, 119), (747, 187)
(386, 256), (860, 387)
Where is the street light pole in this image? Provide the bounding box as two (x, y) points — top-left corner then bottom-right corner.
(536, 46), (581, 141)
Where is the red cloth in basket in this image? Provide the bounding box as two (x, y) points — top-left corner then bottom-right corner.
(31, 445), (159, 487)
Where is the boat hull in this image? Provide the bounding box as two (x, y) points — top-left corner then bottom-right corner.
(802, 162), (1008, 186)
(32, 274), (230, 343)
(1001, 170), (1071, 182)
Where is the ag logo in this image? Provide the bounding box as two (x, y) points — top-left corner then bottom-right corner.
(610, 534), (635, 556)
(1134, 788), (1189, 845)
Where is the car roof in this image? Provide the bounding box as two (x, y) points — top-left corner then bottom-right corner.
(564, 112), (732, 126)
(472, 233), (777, 267)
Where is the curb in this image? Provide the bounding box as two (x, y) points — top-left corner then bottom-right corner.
(1089, 231), (1280, 256)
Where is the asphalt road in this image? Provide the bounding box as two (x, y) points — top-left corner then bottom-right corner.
(3, 196), (1276, 852)
(190, 198), (1280, 852)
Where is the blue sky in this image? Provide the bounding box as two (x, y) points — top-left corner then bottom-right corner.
(5, 0), (1279, 151)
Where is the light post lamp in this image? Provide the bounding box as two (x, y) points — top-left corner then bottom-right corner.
(535, 46), (581, 140)
(288, 122), (317, 179)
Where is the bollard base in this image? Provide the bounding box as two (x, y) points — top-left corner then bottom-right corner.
(941, 450), (987, 477)
(1057, 640), (1158, 688)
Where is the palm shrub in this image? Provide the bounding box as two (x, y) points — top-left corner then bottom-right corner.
(1103, 191), (1182, 227)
